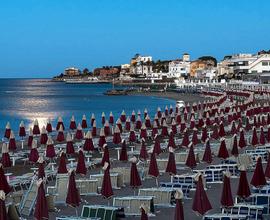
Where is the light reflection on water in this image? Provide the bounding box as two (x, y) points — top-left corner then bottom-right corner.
(0, 79), (175, 136)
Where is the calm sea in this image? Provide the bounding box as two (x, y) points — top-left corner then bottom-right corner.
(0, 79), (175, 137)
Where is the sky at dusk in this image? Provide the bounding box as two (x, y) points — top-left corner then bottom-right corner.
(0, 0), (269, 78)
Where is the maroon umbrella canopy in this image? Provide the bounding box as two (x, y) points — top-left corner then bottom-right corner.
(220, 173), (234, 208)
(166, 148), (177, 176)
(29, 140), (39, 163)
(192, 128), (199, 146)
(113, 126), (122, 145)
(46, 120), (52, 133)
(1, 143), (11, 168)
(217, 138), (229, 160)
(202, 139), (212, 164)
(101, 144), (110, 168)
(153, 135), (162, 155)
(33, 119), (41, 135)
(129, 127), (136, 143)
(140, 123), (147, 139)
(119, 140), (128, 161)
(230, 121), (237, 135)
(58, 152), (68, 174)
(104, 121), (111, 136)
(167, 132), (176, 149)
(237, 167), (251, 199)
(75, 124), (83, 140)
(0, 164), (11, 195)
(66, 171), (81, 207)
(231, 134), (239, 157)
(0, 191), (8, 220)
(56, 125), (65, 142)
(265, 152), (270, 179)
(76, 149), (87, 176)
(98, 128), (107, 148)
(28, 128), (34, 148)
(4, 122), (11, 139)
(46, 137), (56, 159)
(211, 124), (219, 140)
(37, 158), (46, 179)
(251, 157), (267, 188)
(245, 117), (252, 131)
(40, 127), (48, 145)
(8, 131), (17, 151)
(140, 204), (149, 220)
(101, 162), (113, 199)
(120, 110), (126, 123)
(56, 117), (65, 131)
(81, 114), (88, 129)
(109, 112), (114, 125)
(251, 127), (259, 146)
(69, 115), (77, 130)
(130, 157), (142, 188)
(181, 129), (190, 148)
(19, 121), (26, 138)
(83, 131), (95, 152)
(174, 190), (184, 220)
(185, 143), (197, 169)
(125, 117), (131, 131)
(101, 112), (106, 125)
(238, 128), (247, 148)
(92, 121), (97, 136)
(218, 122), (226, 137)
(66, 133), (75, 155)
(34, 180), (49, 220)
(192, 175), (212, 215)
(139, 139), (148, 161)
(148, 152), (159, 178)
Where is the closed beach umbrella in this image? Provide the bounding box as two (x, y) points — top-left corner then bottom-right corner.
(171, 119), (177, 134)
(148, 150), (159, 180)
(181, 128), (190, 148)
(0, 164), (11, 194)
(180, 119), (186, 133)
(237, 165), (251, 199)
(239, 128), (247, 148)
(259, 126), (265, 145)
(56, 116), (64, 131)
(46, 119), (52, 133)
(19, 121), (26, 138)
(56, 125), (65, 142)
(218, 122), (225, 137)
(251, 126), (259, 146)
(66, 170), (81, 207)
(109, 112), (114, 125)
(166, 147), (177, 176)
(69, 115), (77, 130)
(201, 125), (208, 142)
(29, 139), (39, 163)
(161, 120), (169, 137)
(92, 120), (97, 136)
(144, 108), (148, 118)
(131, 110), (136, 123)
(98, 128), (106, 148)
(192, 174), (212, 215)
(101, 144), (110, 168)
(265, 152), (270, 179)
(139, 138), (148, 161)
(157, 107), (162, 118)
(101, 162), (113, 199)
(136, 116), (142, 130)
(8, 130), (16, 151)
(28, 128), (34, 148)
(202, 139), (212, 164)
(0, 190), (8, 220)
(113, 126), (121, 145)
(91, 113), (95, 127)
(83, 131), (94, 152)
(154, 114), (160, 128)
(76, 149), (87, 176)
(218, 137), (229, 160)
(75, 124), (83, 140)
(174, 190), (184, 220)
(81, 114), (87, 129)
(129, 124), (136, 143)
(46, 136), (56, 159)
(58, 152), (68, 174)
(245, 116), (252, 131)
(125, 117), (131, 131)
(167, 131), (176, 149)
(231, 134), (239, 157)
(4, 122), (11, 139)
(120, 110), (126, 123)
(34, 179), (49, 220)
(101, 112), (106, 125)
(145, 115), (151, 128)
(1, 143), (11, 168)
(37, 157), (45, 179)
(250, 157), (266, 188)
(197, 113), (204, 128)
(185, 143), (197, 169)
(130, 157), (142, 188)
(116, 119), (122, 133)
(151, 121), (158, 138)
(237, 118), (243, 132)
(119, 140), (128, 161)
(153, 134), (162, 155)
(140, 123), (147, 139)
(33, 119), (40, 135)
(104, 121), (110, 136)
(230, 121), (237, 135)
(140, 203), (149, 220)
(192, 128), (199, 146)
(189, 115), (195, 129)
(220, 172), (233, 208)
(40, 126), (48, 145)
(66, 132), (75, 155)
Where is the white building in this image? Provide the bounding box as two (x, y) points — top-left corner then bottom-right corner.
(248, 54), (270, 74)
(168, 54), (191, 78)
(131, 55), (153, 76)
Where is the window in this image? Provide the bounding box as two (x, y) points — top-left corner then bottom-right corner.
(262, 62), (269, 66)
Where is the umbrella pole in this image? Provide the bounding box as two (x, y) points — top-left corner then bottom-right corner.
(155, 178), (159, 187)
(107, 198), (110, 206)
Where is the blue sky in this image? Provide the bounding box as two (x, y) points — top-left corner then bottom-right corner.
(0, 0), (269, 78)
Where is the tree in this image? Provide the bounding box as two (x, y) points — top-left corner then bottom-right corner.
(82, 68), (90, 75)
(198, 56), (217, 66)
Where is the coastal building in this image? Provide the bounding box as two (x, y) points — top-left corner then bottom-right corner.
(64, 67), (80, 76)
(130, 54), (153, 76)
(93, 66), (120, 79)
(168, 54), (190, 78)
(190, 58), (216, 78)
